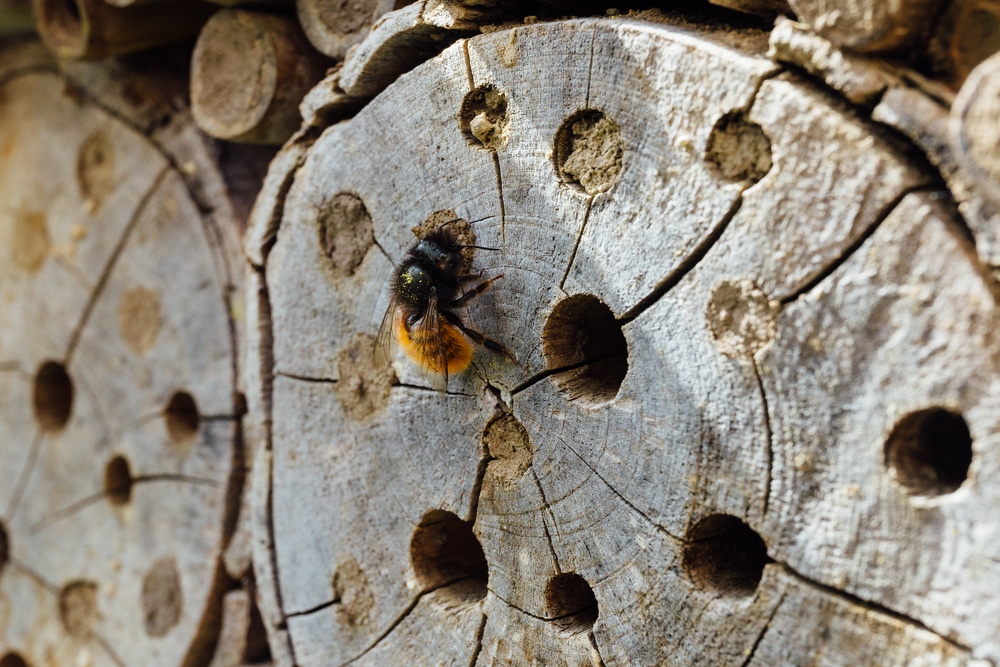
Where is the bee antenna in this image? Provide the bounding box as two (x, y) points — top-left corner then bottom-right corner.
(457, 244), (501, 252)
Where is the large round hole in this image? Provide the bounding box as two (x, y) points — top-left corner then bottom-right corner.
(37, 0), (85, 54)
(682, 514), (769, 597)
(0, 653), (30, 667)
(705, 111), (772, 183)
(542, 294), (628, 405)
(544, 572), (598, 633)
(459, 84), (509, 150)
(104, 455), (133, 506)
(59, 580), (98, 638)
(553, 109), (624, 194)
(165, 391), (200, 443)
(884, 407), (973, 496)
(409, 510), (488, 604)
(33, 361), (73, 432)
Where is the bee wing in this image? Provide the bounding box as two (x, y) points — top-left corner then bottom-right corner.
(373, 293), (399, 370)
(409, 292), (450, 393)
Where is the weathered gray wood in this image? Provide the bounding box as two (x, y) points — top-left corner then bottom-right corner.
(787, 0), (947, 52)
(296, 0), (398, 60)
(249, 15), (1000, 665)
(0, 42), (249, 667)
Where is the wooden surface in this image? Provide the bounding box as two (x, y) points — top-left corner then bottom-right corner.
(0, 43), (252, 667)
(246, 16), (1000, 665)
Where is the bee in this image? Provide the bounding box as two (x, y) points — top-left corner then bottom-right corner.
(374, 221), (515, 391)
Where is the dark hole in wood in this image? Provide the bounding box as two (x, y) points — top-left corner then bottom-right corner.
(683, 514), (769, 597)
(38, 0), (83, 47)
(884, 407), (973, 496)
(545, 572), (598, 633)
(542, 294), (628, 405)
(33, 361), (73, 432)
(104, 455), (133, 506)
(409, 509), (488, 604)
(165, 391), (200, 443)
(459, 84), (509, 150)
(0, 653), (29, 667)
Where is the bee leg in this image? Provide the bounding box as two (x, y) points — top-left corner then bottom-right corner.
(441, 310), (517, 363)
(455, 269), (485, 284)
(449, 274), (504, 308)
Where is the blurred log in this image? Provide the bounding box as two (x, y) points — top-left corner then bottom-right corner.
(928, 0), (1000, 87)
(32, 0), (213, 59)
(191, 9), (330, 144)
(296, 0), (399, 60)
(0, 40), (264, 667)
(787, 0), (947, 52)
(708, 0), (789, 17)
(246, 16), (1000, 665)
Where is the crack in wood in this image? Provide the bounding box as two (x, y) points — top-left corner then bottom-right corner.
(752, 358), (774, 519)
(559, 437), (684, 544)
(776, 562), (973, 652)
(27, 474), (224, 534)
(530, 466), (563, 574)
(274, 371), (338, 384)
(487, 588), (551, 622)
(336, 574), (483, 666)
(492, 152), (507, 245)
(64, 166), (171, 364)
(4, 430), (43, 521)
(559, 196), (594, 291)
(467, 610), (488, 667)
(585, 23), (597, 109)
(618, 195), (744, 324)
(509, 350), (624, 397)
(777, 185), (933, 305)
(587, 630), (607, 667)
(738, 591), (786, 667)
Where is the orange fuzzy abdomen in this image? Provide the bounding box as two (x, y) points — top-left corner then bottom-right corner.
(396, 314), (474, 375)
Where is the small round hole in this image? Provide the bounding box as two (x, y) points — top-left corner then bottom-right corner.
(33, 361), (73, 432)
(544, 572), (598, 633)
(0, 653), (30, 667)
(0, 520), (9, 580)
(553, 109), (624, 194)
(459, 84), (509, 151)
(59, 580), (98, 638)
(142, 557), (183, 637)
(104, 455), (133, 506)
(683, 514), (769, 597)
(37, 0), (85, 54)
(884, 407), (973, 496)
(409, 510), (487, 603)
(317, 192), (374, 278)
(705, 111), (772, 183)
(165, 391), (199, 443)
(541, 294), (628, 405)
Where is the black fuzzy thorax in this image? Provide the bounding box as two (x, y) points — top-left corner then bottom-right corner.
(393, 231), (464, 312)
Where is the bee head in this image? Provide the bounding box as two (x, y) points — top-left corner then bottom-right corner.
(413, 235), (462, 274)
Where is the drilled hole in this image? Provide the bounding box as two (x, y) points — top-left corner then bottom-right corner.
(0, 653), (29, 667)
(705, 111), (772, 183)
(59, 580), (98, 638)
(0, 520), (8, 581)
(104, 455), (133, 506)
(165, 391), (199, 443)
(33, 361), (73, 432)
(884, 408), (973, 496)
(459, 84), (509, 150)
(683, 514), (769, 597)
(542, 294), (628, 405)
(553, 109), (624, 194)
(409, 509), (487, 604)
(142, 557), (183, 637)
(545, 572), (598, 633)
(37, 0), (85, 53)
(318, 192), (374, 278)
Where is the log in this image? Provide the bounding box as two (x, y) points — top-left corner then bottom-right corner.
(787, 0), (947, 52)
(0, 41), (261, 666)
(246, 15), (1000, 665)
(295, 0), (397, 60)
(191, 9), (330, 145)
(32, 0), (213, 60)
